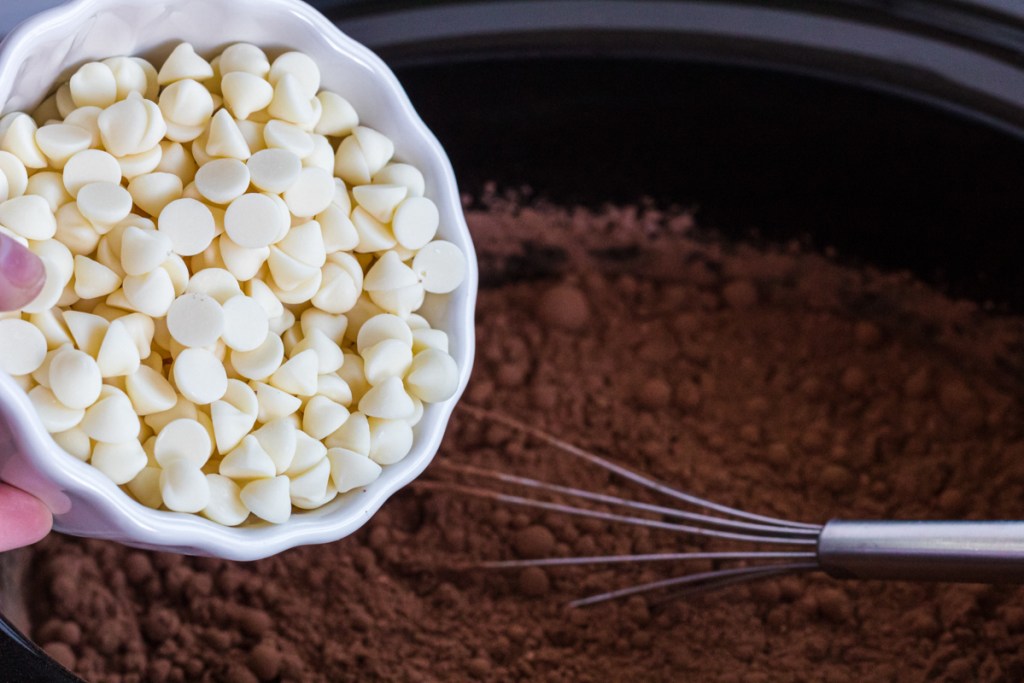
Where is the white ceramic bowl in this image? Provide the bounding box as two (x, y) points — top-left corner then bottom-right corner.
(0, 0), (477, 560)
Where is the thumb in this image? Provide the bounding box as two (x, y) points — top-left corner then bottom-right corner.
(0, 232), (45, 312)
(0, 483), (52, 551)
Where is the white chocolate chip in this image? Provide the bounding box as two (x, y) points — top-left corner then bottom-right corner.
(0, 319), (47, 375)
(392, 196), (439, 250)
(290, 328), (343, 374)
(125, 365), (177, 415)
(73, 254), (120, 299)
(205, 109), (251, 160)
(314, 92), (358, 137)
(269, 348), (318, 397)
(77, 181), (133, 225)
(219, 43), (270, 77)
(218, 236), (269, 282)
(185, 267), (242, 303)
(327, 447), (381, 493)
(2, 114), (48, 169)
(29, 309), (74, 349)
(0, 151), (30, 198)
(252, 418), (297, 474)
(70, 62), (118, 108)
(35, 123), (92, 166)
(221, 72), (274, 120)
(30, 385), (84, 432)
(53, 426), (91, 461)
(220, 294), (268, 352)
(363, 250), (419, 292)
(288, 456), (330, 501)
(153, 417), (212, 467)
(353, 184), (407, 223)
(240, 475), (291, 524)
(263, 120), (313, 158)
(211, 398), (256, 454)
(96, 319), (141, 377)
(158, 43), (214, 85)
(119, 226), (172, 277)
(24, 240), (73, 314)
(324, 410), (370, 454)
(302, 395), (349, 440)
(251, 381), (301, 424)
(412, 240), (467, 294)
(91, 440), (148, 484)
(246, 148), (301, 194)
(317, 375), (352, 407)
(317, 204), (359, 254)
(48, 347), (102, 409)
(276, 220), (325, 268)
(63, 149), (121, 197)
(159, 79), (214, 129)
(267, 247), (318, 291)
(224, 193), (287, 248)
(158, 198), (216, 255)
(350, 206), (396, 253)
(160, 459), (211, 512)
(231, 332), (283, 381)
(368, 417), (414, 465)
(268, 74), (315, 125)
(98, 96), (166, 157)
(361, 339), (413, 386)
(80, 390), (139, 442)
(63, 310), (109, 355)
(219, 433), (276, 479)
(195, 157), (250, 204)
(173, 348), (228, 404)
(166, 292), (225, 348)
(268, 51), (320, 99)
(0, 195), (57, 240)
(283, 166), (334, 218)
(103, 56), (149, 100)
(202, 474), (249, 526)
(373, 163), (425, 197)
(122, 267), (176, 317)
(356, 313), (412, 352)
(127, 467), (163, 508)
(406, 348), (460, 403)
(358, 376), (415, 420)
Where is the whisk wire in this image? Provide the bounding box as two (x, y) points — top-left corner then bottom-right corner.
(415, 480), (819, 546)
(459, 404), (819, 530)
(472, 551), (817, 569)
(437, 461), (819, 538)
(570, 563), (820, 608)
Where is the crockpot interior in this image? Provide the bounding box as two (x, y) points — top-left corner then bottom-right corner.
(320, 0), (1024, 309)
(3, 1), (1024, 679)
(390, 59), (1024, 309)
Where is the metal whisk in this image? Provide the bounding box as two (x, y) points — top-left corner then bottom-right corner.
(420, 404), (1024, 606)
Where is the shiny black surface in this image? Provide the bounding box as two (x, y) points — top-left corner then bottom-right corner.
(0, 613), (81, 682)
(395, 58), (1024, 309)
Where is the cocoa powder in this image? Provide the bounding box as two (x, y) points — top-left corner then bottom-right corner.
(24, 191), (1024, 681)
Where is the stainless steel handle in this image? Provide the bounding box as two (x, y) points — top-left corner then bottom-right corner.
(818, 520), (1024, 583)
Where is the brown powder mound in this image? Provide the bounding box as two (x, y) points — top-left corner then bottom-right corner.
(26, 192), (1024, 682)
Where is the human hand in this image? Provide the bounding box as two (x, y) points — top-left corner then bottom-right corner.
(0, 232), (52, 551)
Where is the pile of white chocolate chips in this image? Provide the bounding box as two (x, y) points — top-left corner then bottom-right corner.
(0, 42), (466, 525)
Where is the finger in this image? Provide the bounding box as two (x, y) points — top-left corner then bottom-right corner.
(0, 233), (45, 312)
(0, 484), (52, 552)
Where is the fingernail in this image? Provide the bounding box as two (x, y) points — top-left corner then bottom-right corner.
(0, 232), (46, 311)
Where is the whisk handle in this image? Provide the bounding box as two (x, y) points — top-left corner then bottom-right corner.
(818, 520), (1024, 584)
